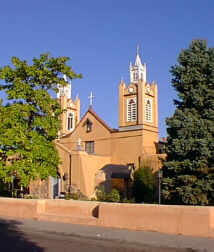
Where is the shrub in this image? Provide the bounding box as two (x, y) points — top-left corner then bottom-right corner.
(107, 189), (120, 202)
(64, 191), (88, 201)
(96, 187), (120, 203)
(132, 164), (155, 203)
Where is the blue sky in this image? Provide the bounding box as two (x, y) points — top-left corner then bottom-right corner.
(0, 1), (214, 137)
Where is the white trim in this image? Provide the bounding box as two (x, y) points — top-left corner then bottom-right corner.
(67, 111), (75, 131)
(127, 97), (137, 122)
(145, 98), (152, 122)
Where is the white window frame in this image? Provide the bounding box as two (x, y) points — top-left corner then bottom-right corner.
(67, 111), (75, 131)
(145, 98), (152, 122)
(127, 97), (137, 122)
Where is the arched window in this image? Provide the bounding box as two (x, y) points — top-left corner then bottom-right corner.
(67, 112), (74, 131)
(134, 72), (138, 81)
(145, 99), (152, 122)
(127, 98), (137, 122)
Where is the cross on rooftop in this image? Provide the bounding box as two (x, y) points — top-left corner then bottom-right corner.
(137, 44), (140, 54)
(88, 91), (94, 106)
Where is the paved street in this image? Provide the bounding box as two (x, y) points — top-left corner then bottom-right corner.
(0, 216), (213, 251)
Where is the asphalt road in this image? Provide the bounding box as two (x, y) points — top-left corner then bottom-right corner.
(0, 216), (213, 252)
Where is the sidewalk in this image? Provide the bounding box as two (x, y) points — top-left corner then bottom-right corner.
(0, 216), (213, 251)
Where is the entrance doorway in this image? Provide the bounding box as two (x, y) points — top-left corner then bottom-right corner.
(50, 176), (61, 198)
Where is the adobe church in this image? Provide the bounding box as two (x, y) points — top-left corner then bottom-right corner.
(31, 49), (162, 199)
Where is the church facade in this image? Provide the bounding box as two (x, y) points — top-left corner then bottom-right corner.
(30, 49), (162, 199)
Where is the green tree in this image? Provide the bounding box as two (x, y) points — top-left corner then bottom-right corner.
(0, 53), (81, 188)
(162, 40), (214, 205)
(132, 164), (155, 203)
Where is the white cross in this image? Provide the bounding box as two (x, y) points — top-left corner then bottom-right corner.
(137, 44), (140, 55)
(88, 91), (94, 106)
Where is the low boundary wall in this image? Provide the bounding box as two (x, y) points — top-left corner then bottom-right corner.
(0, 197), (214, 238)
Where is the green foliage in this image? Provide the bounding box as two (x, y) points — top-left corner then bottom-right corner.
(132, 164), (155, 203)
(24, 194), (38, 199)
(0, 53), (81, 187)
(64, 191), (88, 201)
(0, 179), (11, 197)
(162, 40), (214, 205)
(96, 187), (120, 202)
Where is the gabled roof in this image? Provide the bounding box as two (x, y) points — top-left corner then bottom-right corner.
(87, 107), (115, 132)
(61, 106), (116, 138)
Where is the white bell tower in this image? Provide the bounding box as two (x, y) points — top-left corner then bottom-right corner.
(57, 74), (72, 99)
(129, 46), (147, 83)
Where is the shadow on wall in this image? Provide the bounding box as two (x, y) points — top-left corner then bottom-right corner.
(99, 164), (130, 193)
(0, 218), (44, 252)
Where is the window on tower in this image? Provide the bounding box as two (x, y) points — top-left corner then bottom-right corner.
(67, 112), (74, 131)
(127, 98), (137, 122)
(145, 99), (152, 122)
(133, 72), (138, 81)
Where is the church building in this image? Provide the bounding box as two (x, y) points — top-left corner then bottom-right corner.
(31, 49), (161, 199)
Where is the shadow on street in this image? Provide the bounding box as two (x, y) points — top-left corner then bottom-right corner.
(0, 218), (44, 252)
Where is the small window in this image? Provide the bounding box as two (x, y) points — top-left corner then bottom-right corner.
(67, 112), (74, 131)
(133, 72), (138, 81)
(86, 119), (92, 132)
(85, 141), (94, 154)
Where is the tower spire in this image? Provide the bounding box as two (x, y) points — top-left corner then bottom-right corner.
(137, 44), (140, 55)
(130, 46), (147, 83)
(57, 75), (72, 99)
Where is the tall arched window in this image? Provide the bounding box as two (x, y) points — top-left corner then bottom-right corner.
(127, 98), (137, 122)
(67, 112), (74, 131)
(145, 99), (152, 122)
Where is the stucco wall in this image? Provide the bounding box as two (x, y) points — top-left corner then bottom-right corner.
(0, 198), (214, 238)
(71, 151), (111, 197)
(60, 111), (112, 156)
(98, 203), (214, 237)
(111, 130), (143, 167)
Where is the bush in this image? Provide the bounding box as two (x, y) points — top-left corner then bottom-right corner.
(64, 191), (88, 201)
(121, 197), (135, 203)
(96, 187), (120, 203)
(132, 164), (155, 203)
(0, 180), (11, 197)
(23, 194), (38, 199)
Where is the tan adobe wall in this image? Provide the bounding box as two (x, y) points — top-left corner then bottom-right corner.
(55, 143), (71, 192)
(0, 198), (214, 238)
(98, 203), (214, 237)
(60, 111), (112, 156)
(0, 198), (39, 219)
(110, 130), (143, 167)
(44, 199), (98, 218)
(71, 151), (111, 197)
(142, 127), (159, 154)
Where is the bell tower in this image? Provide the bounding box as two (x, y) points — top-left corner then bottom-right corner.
(119, 48), (158, 132)
(57, 75), (80, 136)
(129, 45), (147, 83)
